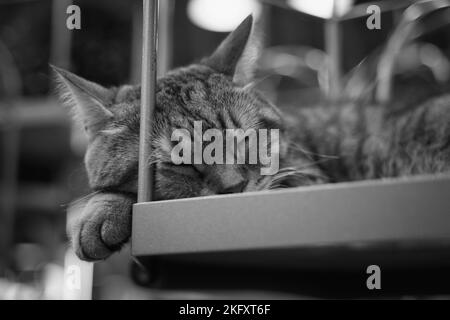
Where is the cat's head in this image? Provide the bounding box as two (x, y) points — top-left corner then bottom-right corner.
(55, 16), (308, 200)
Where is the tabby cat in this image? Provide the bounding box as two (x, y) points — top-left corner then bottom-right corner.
(54, 16), (450, 262)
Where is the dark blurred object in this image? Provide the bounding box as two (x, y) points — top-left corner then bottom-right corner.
(0, 0), (51, 96)
(71, 0), (134, 86)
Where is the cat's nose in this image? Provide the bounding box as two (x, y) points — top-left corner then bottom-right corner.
(218, 180), (248, 194)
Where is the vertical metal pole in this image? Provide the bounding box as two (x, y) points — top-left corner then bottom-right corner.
(0, 116), (19, 272)
(325, 1), (343, 102)
(0, 40), (21, 273)
(158, 0), (174, 76)
(131, 0), (172, 83)
(138, 0), (159, 203)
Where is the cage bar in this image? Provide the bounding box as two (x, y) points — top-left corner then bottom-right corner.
(158, 0), (174, 76)
(138, 0), (159, 203)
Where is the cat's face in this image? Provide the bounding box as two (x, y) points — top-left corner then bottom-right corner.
(60, 65), (290, 200)
(55, 16), (303, 200)
(99, 68), (290, 198)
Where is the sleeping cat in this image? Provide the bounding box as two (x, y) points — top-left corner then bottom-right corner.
(54, 16), (450, 262)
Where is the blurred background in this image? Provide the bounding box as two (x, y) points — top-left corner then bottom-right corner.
(1, 0), (450, 299)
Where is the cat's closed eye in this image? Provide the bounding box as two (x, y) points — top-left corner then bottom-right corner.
(161, 163), (203, 177)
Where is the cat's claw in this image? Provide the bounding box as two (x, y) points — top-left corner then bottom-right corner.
(69, 193), (134, 262)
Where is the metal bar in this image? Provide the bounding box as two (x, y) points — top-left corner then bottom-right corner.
(324, 19), (342, 101)
(0, 39), (22, 272)
(138, 0), (159, 203)
(324, 2), (343, 101)
(0, 119), (20, 271)
(131, 0), (172, 83)
(158, 0), (174, 76)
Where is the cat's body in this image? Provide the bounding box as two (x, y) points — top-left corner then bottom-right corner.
(54, 16), (450, 261)
(291, 97), (450, 183)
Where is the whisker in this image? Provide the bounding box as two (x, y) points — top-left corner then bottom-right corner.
(289, 142), (340, 160)
(62, 191), (101, 209)
(283, 158), (337, 173)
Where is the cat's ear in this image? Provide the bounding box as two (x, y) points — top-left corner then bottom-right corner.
(203, 15), (260, 85)
(51, 65), (114, 138)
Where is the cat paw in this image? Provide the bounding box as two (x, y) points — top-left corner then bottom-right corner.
(68, 193), (134, 262)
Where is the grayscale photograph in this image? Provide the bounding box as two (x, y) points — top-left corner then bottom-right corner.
(1, 0), (450, 303)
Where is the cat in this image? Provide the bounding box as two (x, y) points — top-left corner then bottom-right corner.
(54, 15), (450, 262)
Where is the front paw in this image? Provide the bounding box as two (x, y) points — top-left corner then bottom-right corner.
(68, 193), (134, 262)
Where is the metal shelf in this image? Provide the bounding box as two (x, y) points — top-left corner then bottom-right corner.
(132, 174), (450, 260)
